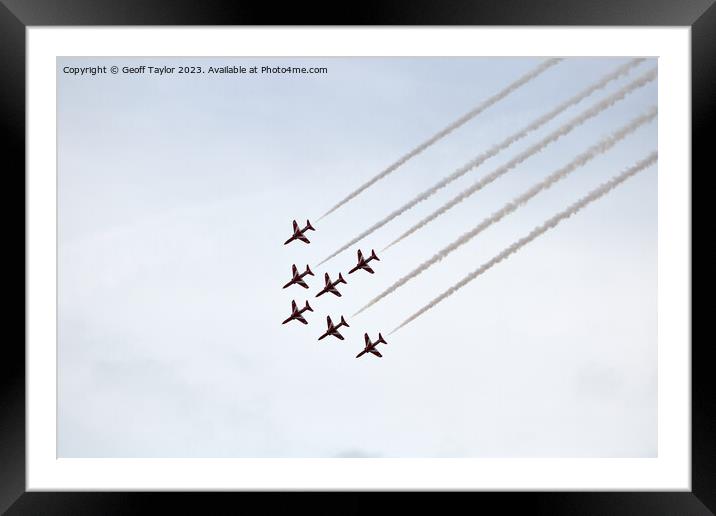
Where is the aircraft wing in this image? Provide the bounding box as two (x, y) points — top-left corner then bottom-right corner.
(334, 332), (345, 340)
(361, 264), (375, 274)
(364, 334), (370, 345)
(297, 234), (310, 243)
(370, 349), (383, 357)
(293, 220), (299, 231)
(328, 286), (342, 297)
(296, 278), (309, 288)
(296, 314), (308, 324)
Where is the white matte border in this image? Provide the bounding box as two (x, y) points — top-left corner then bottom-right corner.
(27, 26), (691, 490)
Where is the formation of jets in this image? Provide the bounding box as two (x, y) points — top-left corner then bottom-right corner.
(282, 220), (386, 359)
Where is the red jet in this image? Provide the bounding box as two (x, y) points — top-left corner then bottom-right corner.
(281, 300), (313, 325)
(348, 249), (380, 274)
(356, 332), (387, 358)
(283, 264), (314, 289)
(315, 272), (347, 298)
(284, 219), (315, 245)
(318, 315), (350, 341)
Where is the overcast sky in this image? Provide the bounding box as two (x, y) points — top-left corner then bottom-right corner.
(57, 57), (657, 457)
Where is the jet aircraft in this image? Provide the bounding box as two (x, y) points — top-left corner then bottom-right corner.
(284, 219), (315, 245)
(348, 249), (380, 274)
(356, 332), (387, 358)
(315, 272), (347, 298)
(281, 300), (313, 325)
(283, 264), (314, 289)
(318, 315), (350, 341)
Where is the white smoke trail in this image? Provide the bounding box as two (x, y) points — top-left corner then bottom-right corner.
(383, 66), (657, 251)
(353, 107), (656, 316)
(316, 58), (562, 222)
(316, 59), (645, 266)
(389, 151), (658, 334)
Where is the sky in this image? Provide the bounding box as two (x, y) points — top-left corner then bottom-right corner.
(57, 57), (657, 457)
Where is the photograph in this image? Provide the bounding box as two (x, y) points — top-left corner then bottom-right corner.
(57, 56), (658, 459)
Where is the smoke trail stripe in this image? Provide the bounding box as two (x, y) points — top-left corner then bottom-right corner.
(383, 67), (657, 251)
(316, 58), (563, 221)
(316, 59), (644, 265)
(389, 151), (658, 334)
(353, 107), (656, 316)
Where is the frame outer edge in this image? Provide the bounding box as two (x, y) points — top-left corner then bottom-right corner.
(0, 0), (27, 514)
(691, 2), (716, 513)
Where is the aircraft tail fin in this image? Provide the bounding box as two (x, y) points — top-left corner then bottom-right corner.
(338, 273), (346, 284)
(371, 249), (379, 261)
(305, 265), (314, 276)
(341, 316), (349, 327)
(378, 332), (387, 345)
(304, 301), (313, 312)
(305, 220), (315, 231)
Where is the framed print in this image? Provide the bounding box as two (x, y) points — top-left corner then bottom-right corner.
(3, 0), (708, 513)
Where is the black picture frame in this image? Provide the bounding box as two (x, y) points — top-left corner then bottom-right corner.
(3, 1), (707, 513)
